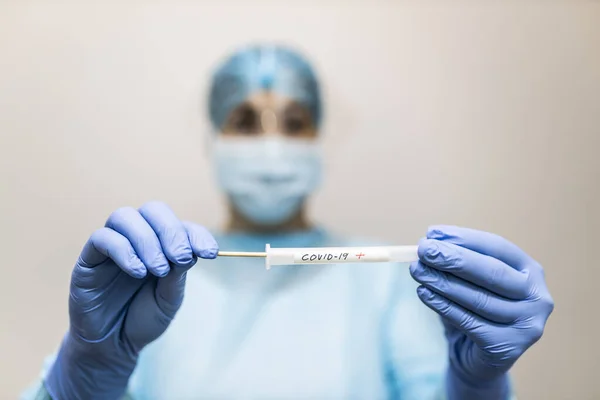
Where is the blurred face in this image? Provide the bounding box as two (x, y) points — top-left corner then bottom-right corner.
(211, 91), (322, 228)
(221, 92), (318, 139)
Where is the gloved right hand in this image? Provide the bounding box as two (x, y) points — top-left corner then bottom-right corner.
(45, 201), (218, 400)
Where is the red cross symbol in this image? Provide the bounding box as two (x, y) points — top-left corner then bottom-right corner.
(356, 252), (366, 260)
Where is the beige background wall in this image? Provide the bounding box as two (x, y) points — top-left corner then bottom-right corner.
(1, 1), (599, 398)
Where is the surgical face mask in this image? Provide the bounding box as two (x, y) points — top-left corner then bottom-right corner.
(211, 136), (322, 225)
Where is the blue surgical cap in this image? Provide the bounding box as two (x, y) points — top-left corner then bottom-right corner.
(208, 44), (322, 130)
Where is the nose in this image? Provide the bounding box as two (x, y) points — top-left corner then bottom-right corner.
(261, 109), (278, 134)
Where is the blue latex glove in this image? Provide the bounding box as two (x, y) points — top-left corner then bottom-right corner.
(45, 201), (218, 400)
(410, 226), (554, 399)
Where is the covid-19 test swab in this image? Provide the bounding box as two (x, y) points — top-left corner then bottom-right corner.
(218, 244), (418, 270)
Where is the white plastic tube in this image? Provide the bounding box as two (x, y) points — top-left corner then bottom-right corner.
(265, 244), (418, 270)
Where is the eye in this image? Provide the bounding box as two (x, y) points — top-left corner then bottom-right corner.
(227, 104), (259, 134)
(282, 104), (312, 135)
(283, 115), (307, 134)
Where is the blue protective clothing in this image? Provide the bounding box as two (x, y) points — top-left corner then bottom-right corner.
(208, 44), (322, 130)
(212, 136), (322, 225)
(21, 203), (537, 399)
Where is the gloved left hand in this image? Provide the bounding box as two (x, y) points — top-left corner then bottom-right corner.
(409, 225), (554, 389)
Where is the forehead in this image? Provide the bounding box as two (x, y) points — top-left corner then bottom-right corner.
(243, 91), (301, 111)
